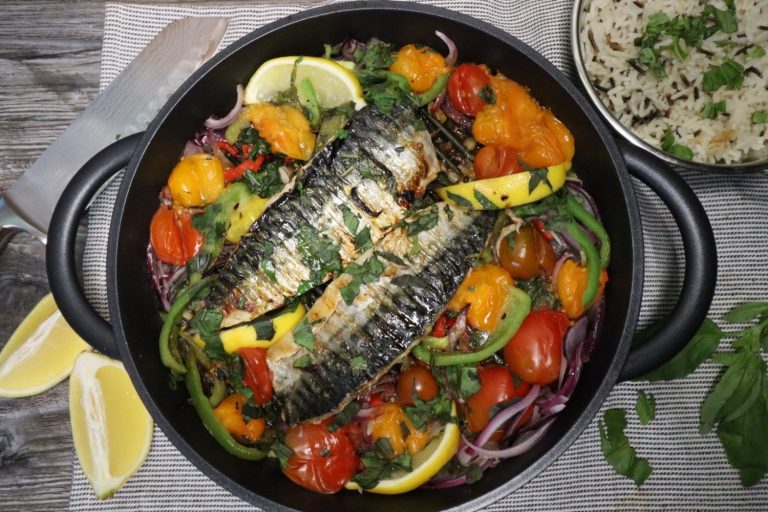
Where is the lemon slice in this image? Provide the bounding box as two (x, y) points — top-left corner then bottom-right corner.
(69, 351), (153, 499)
(0, 293), (91, 397)
(346, 402), (460, 494)
(244, 56), (366, 109)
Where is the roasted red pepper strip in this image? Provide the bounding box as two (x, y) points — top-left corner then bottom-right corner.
(224, 154), (265, 183)
(216, 140), (240, 157)
(532, 218), (553, 241)
(431, 313), (448, 337)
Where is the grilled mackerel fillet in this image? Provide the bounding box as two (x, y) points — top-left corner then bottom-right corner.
(205, 105), (440, 328)
(267, 203), (495, 425)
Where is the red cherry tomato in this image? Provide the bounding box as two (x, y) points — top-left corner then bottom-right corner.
(282, 423), (359, 494)
(497, 224), (556, 281)
(149, 207), (204, 266)
(503, 309), (570, 385)
(238, 347), (274, 405)
(448, 63), (492, 117)
(397, 366), (439, 405)
(473, 144), (522, 179)
(465, 364), (530, 433)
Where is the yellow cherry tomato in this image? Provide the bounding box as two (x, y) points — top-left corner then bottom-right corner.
(167, 153), (225, 207)
(556, 259), (608, 319)
(389, 44), (448, 94)
(212, 394), (266, 443)
(244, 103), (315, 161)
(369, 403), (430, 457)
(447, 263), (514, 331)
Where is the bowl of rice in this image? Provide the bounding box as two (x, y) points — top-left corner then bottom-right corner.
(572, 0), (768, 173)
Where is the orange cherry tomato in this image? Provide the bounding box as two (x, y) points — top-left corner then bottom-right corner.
(167, 153), (225, 207)
(447, 263), (514, 331)
(149, 207), (204, 266)
(503, 309), (570, 385)
(472, 75), (575, 168)
(498, 224), (556, 280)
(212, 394), (266, 444)
(389, 44), (448, 94)
(369, 403), (430, 456)
(556, 259), (608, 318)
(465, 364), (530, 433)
(448, 63), (492, 116)
(239, 347), (274, 405)
(397, 366), (439, 405)
(244, 104), (315, 161)
(473, 144), (522, 179)
(283, 423), (359, 494)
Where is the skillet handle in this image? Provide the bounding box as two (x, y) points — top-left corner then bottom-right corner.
(47, 133), (143, 360)
(617, 141), (717, 382)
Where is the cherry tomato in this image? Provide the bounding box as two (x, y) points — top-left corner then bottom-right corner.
(465, 364), (530, 433)
(167, 153), (225, 207)
(389, 44), (447, 94)
(497, 224), (556, 281)
(448, 63), (491, 116)
(239, 347), (274, 405)
(212, 394), (266, 443)
(503, 309), (570, 385)
(244, 104), (315, 161)
(473, 144), (522, 179)
(369, 403), (429, 456)
(150, 207), (204, 266)
(556, 259), (608, 318)
(447, 263), (514, 331)
(397, 366), (439, 405)
(283, 423), (359, 494)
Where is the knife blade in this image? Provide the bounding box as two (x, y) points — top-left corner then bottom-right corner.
(0, 16), (229, 245)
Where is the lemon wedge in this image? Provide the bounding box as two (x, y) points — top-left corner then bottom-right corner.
(0, 293), (91, 397)
(346, 402), (460, 494)
(244, 56), (366, 109)
(69, 351), (153, 499)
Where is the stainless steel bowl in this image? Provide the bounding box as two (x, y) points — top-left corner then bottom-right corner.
(571, 0), (768, 174)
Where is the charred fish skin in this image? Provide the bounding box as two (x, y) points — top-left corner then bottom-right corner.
(267, 204), (495, 425)
(204, 105), (440, 328)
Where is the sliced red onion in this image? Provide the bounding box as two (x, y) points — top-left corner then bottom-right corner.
(566, 180), (601, 221)
(182, 140), (204, 157)
(340, 37), (365, 61)
(584, 297), (605, 357)
(435, 31), (457, 67)
(551, 254), (570, 288)
(441, 98), (472, 130)
(446, 307), (468, 348)
(564, 315), (588, 361)
(146, 243), (171, 311)
(457, 385), (540, 466)
(423, 476), (467, 489)
(428, 87), (447, 113)
(205, 84), (244, 129)
(462, 418), (555, 459)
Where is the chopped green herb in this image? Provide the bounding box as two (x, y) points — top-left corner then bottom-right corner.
(445, 365), (482, 401)
(638, 46), (667, 78)
(443, 203), (455, 221)
(402, 206), (439, 237)
(700, 100), (727, 119)
(410, 236), (421, 257)
(528, 167), (553, 194)
(292, 318), (314, 352)
(292, 354), (312, 368)
(352, 443), (413, 490)
(350, 356), (368, 372)
(271, 442), (294, 470)
(296, 223), (342, 283)
(244, 161), (284, 198)
(479, 86), (496, 104)
(404, 395), (453, 430)
(261, 241), (277, 282)
(237, 126), (271, 157)
(340, 204), (360, 234)
(747, 46), (766, 59)
(702, 58), (744, 92)
(354, 226), (373, 252)
(636, 391), (657, 425)
(752, 111), (768, 124)
(598, 408), (653, 486)
(473, 189), (497, 209)
(338, 254), (386, 305)
(446, 191), (474, 209)
(660, 127), (694, 160)
(377, 251), (406, 266)
(327, 401), (361, 432)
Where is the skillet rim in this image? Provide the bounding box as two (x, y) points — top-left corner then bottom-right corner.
(107, 2), (644, 510)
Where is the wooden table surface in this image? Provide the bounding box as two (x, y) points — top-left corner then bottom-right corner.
(0, 2), (190, 510)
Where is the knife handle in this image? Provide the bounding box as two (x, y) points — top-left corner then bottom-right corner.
(47, 133), (143, 359)
(0, 196), (47, 254)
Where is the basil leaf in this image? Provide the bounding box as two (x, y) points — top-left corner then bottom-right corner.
(717, 380), (768, 487)
(402, 206), (439, 237)
(702, 58), (744, 92)
(753, 111), (768, 124)
(747, 46), (765, 59)
(292, 354), (312, 368)
(271, 442), (294, 470)
(244, 161), (284, 198)
(338, 254), (386, 305)
(340, 204), (360, 234)
(528, 167), (553, 194)
(598, 408), (653, 486)
(643, 318), (723, 381)
(636, 391), (656, 425)
(473, 189), (497, 209)
(667, 144), (694, 160)
(446, 191), (474, 209)
(292, 318), (314, 352)
(723, 302), (768, 323)
(327, 401), (361, 432)
(350, 356), (368, 373)
(700, 100), (726, 119)
(700, 352), (754, 434)
(354, 226), (373, 252)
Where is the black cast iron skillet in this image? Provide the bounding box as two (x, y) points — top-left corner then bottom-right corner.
(46, 2), (717, 511)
